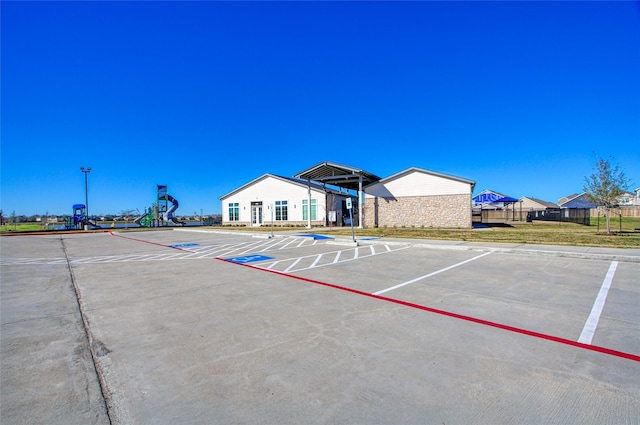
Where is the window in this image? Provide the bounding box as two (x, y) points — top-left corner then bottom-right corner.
(275, 200), (288, 221)
(228, 202), (239, 221)
(302, 199), (317, 221)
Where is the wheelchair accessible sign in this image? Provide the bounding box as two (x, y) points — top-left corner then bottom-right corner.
(225, 254), (273, 264)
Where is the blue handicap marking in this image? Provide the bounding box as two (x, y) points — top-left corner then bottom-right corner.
(169, 243), (199, 248)
(226, 254), (274, 264)
(296, 234), (334, 240)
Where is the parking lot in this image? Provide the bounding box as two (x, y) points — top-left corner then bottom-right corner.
(1, 229), (639, 424)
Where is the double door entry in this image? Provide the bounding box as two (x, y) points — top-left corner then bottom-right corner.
(251, 202), (263, 226)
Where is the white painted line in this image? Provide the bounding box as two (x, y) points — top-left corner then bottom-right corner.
(310, 254), (323, 269)
(373, 252), (492, 295)
(279, 239), (299, 250)
(236, 239), (279, 255)
(333, 251), (342, 264)
(578, 261), (618, 345)
(284, 258), (302, 273)
(260, 238), (287, 251)
(354, 248), (359, 259)
(218, 241), (265, 256)
(370, 245), (376, 255)
(297, 239), (307, 247)
(385, 245), (391, 252)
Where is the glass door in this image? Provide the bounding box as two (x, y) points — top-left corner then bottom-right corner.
(251, 203), (263, 226)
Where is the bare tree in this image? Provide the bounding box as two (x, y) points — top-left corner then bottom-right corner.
(583, 155), (631, 234)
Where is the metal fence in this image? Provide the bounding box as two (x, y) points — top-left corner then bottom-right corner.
(528, 208), (590, 225)
(473, 208), (591, 225)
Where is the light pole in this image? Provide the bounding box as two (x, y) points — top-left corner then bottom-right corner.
(80, 167), (91, 230)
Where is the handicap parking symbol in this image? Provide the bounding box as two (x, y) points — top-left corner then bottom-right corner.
(226, 254), (273, 264)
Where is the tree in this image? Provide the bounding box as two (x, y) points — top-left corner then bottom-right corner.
(583, 155), (631, 234)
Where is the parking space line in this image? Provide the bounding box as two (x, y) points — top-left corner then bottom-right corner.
(217, 258), (640, 363)
(310, 254), (323, 268)
(373, 252), (492, 295)
(260, 238), (287, 251)
(333, 251), (342, 264)
(279, 239), (299, 250)
(578, 261), (618, 345)
(284, 258), (303, 273)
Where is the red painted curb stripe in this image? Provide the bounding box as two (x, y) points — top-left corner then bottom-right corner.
(108, 231), (187, 251)
(217, 258), (640, 363)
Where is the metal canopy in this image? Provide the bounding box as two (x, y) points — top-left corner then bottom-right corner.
(293, 161), (381, 190)
(493, 196), (519, 205)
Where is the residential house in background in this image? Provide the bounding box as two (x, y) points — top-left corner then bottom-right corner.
(558, 193), (598, 209)
(618, 191), (640, 206)
(472, 190), (506, 209)
(518, 196), (559, 210)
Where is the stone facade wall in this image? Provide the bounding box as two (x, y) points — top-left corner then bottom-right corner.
(364, 194), (472, 228)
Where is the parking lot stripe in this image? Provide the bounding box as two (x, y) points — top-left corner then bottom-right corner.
(310, 254), (323, 268)
(373, 252), (492, 295)
(217, 258), (640, 363)
(284, 258), (303, 273)
(578, 261), (618, 345)
(333, 251), (342, 264)
(280, 239), (299, 250)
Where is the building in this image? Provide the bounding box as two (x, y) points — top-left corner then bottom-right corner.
(472, 190), (510, 209)
(558, 193), (597, 209)
(363, 167), (475, 228)
(518, 196), (559, 210)
(221, 162), (476, 229)
(219, 174), (347, 227)
(618, 191), (640, 206)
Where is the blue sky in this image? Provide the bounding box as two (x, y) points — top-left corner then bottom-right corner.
(2, 1), (639, 216)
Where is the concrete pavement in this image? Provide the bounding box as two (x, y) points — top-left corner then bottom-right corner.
(2, 229), (639, 424)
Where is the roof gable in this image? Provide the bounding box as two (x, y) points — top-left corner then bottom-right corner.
(473, 189), (508, 204)
(519, 196), (559, 208)
(219, 173), (338, 200)
(365, 167), (475, 198)
(367, 167), (475, 188)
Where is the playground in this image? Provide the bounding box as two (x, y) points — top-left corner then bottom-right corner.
(65, 184), (186, 230)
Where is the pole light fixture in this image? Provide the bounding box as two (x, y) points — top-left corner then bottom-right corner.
(80, 167), (91, 230)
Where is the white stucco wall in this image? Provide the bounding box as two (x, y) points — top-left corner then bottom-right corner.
(221, 175), (329, 225)
(365, 169), (472, 199)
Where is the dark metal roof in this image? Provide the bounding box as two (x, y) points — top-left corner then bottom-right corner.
(293, 161), (381, 191)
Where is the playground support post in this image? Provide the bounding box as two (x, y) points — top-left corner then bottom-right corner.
(80, 167), (91, 230)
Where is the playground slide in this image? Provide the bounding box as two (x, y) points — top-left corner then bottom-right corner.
(134, 212), (150, 225)
(165, 194), (185, 226)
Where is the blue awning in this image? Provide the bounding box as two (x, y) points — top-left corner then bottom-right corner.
(493, 196), (519, 204)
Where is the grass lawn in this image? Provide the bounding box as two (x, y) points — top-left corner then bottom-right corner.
(241, 217), (640, 249)
(313, 218), (640, 249)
